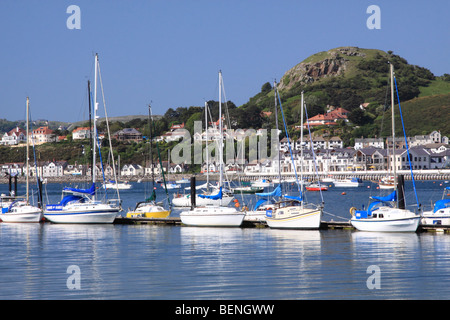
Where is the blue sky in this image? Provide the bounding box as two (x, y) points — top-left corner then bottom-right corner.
(1, 0), (449, 122)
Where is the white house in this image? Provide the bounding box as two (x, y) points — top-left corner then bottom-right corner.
(29, 126), (56, 145)
(162, 129), (188, 142)
(354, 138), (384, 150)
(0, 163), (24, 176)
(72, 127), (91, 140)
(1, 127), (27, 145)
(121, 164), (144, 176)
(42, 161), (67, 177)
(64, 164), (86, 176)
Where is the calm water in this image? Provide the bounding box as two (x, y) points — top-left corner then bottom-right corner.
(1, 179), (449, 300)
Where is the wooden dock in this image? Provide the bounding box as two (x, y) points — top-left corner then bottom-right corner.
(114, 216), (450, 233)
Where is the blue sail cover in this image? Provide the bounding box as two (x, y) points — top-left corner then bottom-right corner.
(198, 187), (222, 200)
(355, 201), (382, 219)
(284, 195), (303, 202)
(46, 194), (84, 211)
(372, 190), (397, 202)
(63, 183), (96, 195)
(433, 199), (450, 213)
(253, 198), (275, 211)
(256, 185), (282, 197)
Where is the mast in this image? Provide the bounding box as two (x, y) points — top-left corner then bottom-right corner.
(390, 63), (397, 201)
(205, 101), (209, 193)
(274, 81), (281, 185)
(88, 80), (93, 178)
(300, 91), (304, 205)
(26, 97), (30, 204)
(93, 53), (99, 199)
(148, 104), (155, 192)
(218, 71), (223, 190)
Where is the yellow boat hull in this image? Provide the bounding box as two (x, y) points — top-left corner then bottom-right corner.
(126, 210), (171, 219)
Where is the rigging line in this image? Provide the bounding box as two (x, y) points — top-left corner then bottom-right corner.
(393, 76), (420, 210)
(276, 90), (301, 194)
(220, 75), (232, 130)
(28, 107), (43, 207)
(303, 103), (324, 204)
(97, 60), (121, 202)
(322, 210), (348, 221)
(379, 71), (391, 138)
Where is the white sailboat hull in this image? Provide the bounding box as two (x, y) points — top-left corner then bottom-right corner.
(44, 203), (119, 224)
(244, 210), (267, 222)
(103, 183), (132, 190)
(333, 180), (363, 187)
(378, 184), (395, 190)
(265, 206), (322, 229)
(1, 206), (43, 223)
(180, 206), (245, 227)
(172, 194), (233, 207)
(421, 208), (450, 226)
(351, 208), (420, 232)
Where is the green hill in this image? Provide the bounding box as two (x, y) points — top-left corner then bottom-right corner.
(234, 46), (450, 145)
(379, 93), (450, 137)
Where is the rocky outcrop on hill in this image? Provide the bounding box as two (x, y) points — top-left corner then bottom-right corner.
(278, 47), (366, 91)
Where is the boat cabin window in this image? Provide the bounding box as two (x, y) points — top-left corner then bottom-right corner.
(379, 214), (384, 218)
(372, 213), (377, 218)
(278, 211), (284, 215)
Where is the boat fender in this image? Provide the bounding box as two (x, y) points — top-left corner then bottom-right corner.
(349, 207), (356, 216)
(242, 206), (248, 212)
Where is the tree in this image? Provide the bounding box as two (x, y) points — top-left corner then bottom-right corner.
(261, 82), (272, 93)
(348, 108), (372, 126)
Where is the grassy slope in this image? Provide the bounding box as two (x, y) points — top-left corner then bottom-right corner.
(378, 93), (450, 137)
(419, 79), (450, 97)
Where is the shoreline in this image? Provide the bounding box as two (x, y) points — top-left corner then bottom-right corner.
(2, 169), (450, 184)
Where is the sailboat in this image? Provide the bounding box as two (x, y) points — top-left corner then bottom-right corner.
(350, 63), (420, 232)
(244, 81), (282, 222)
(44, 54), (121, 224)
(0, 97), (43, 223)
(378, 175), (395, 190)
(127, 104), (171, 218)
(333, 177), (363, 187)
(180, 71), (245, 227)
(421, 186), (450, 226)
(172, 100), (234, 207)
(265, 89), (323, 229)
(305, 183), (328, 191)
(103, 155), (132, 190)
(233, 181), (263, 194)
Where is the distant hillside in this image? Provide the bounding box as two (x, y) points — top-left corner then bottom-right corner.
(67, 115), (162, 131)
(235, 46), (450, 145)
(378, 93), (450, 137)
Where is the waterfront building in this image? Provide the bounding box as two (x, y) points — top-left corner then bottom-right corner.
(72, 127), (91, 140)
(1, 127), (27, 145)
(113, 128), (143, 143)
